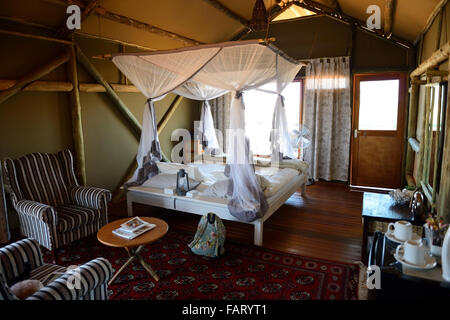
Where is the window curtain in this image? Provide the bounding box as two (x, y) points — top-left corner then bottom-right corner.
(303, 56), (351, 182)
(210, 92), (231, 153)
(0, 166), (10, 244)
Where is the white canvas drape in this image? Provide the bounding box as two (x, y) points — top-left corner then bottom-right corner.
(174, 81), (226, 153)
(113, 47), (222, 187)
(112, 41), (303, 222)
(270, 55), (302, 162)
(303, 56), (351, 182)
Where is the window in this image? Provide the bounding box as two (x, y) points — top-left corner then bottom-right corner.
(358, 79), (400, 131)
(244, 81), (302, 157)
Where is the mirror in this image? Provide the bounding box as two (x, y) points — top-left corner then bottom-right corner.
(421, 81), (448, 210)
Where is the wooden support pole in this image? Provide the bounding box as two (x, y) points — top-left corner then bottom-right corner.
(93, 7), (202, 46)
(0, 80), (72, 92)
(67, 45), (86, 186)
(405, 76), (420, 178)
(79, 83), (141, 93)
(0, 15), (55, 31)
(0, 51), (70, 105)
(74, 32), (157, 52)
(111, 96), (185, 203)
(157, 95), (184, 135)
(0, 80), (141, 93)
(75, 46), (142, 140)
(410, 41), (450, 78)
(201, 0), (251, 29)
(0, 29), (73, 45)
(384, 0), (396, 37)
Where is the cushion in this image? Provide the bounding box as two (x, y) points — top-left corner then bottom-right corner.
(9, 279), (43, 300)
(156, 162), (205, 181)
(29, 264), (67, 286)
(199, 179), (231, 199)
(142, 173), (201, 191)
(56, 205), (102, 232)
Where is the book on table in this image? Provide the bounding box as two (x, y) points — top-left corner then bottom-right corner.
(112, 217), (156, 240)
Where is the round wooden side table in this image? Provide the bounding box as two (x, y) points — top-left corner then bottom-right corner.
(97, 217), (169, 285)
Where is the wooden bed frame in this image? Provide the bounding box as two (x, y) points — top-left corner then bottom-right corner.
(126, 173), (307, 246)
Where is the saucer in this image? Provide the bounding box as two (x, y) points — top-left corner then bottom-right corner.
(385, 230), (421, 244)
(394, 248), (437, 270)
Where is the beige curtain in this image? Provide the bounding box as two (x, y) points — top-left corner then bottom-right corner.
(303, 56), (351, 182)
(210, 92), (231, 153)
(0, 165), (10, 244)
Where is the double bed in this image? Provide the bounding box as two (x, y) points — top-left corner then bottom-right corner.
(125, 158), (308, 246)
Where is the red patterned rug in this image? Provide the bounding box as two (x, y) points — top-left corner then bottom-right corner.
(43, 229), (362, 300)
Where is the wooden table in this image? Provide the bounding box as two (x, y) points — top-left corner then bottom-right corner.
(361, 192), (424, 264)
(97, 217), (169, 285)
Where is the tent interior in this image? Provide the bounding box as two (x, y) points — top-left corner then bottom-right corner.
(0, 0), (450, 302)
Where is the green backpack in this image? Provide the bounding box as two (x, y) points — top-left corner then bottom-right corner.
(188, 213), (226, 258)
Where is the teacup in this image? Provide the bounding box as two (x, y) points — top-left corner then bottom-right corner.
(388, 221), (413, 241)
(396, 239), (429, 266)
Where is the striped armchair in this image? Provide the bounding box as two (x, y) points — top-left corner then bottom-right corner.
(0, 238), (113, 300)
(3, 150), (111, 253)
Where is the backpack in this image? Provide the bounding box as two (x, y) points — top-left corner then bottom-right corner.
(188, 213), (226, 257)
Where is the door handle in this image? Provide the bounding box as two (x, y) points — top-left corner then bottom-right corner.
(354, 129), (358, 138)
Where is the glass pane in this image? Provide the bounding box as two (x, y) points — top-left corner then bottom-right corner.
(358, 80), (399, 130)
(245, 82), (301, 156)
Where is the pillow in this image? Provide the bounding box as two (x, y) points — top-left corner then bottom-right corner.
(156, 162), (205, 181)
(199, 179), (231, 199)
(256, 174), (271, 192)
(142, 173), (200, 190)
(9, 279), (43, 300)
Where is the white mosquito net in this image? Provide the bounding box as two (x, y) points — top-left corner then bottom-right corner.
(112, 39), (303, 222)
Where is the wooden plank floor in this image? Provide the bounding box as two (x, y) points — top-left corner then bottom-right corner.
(110, 182), (364, 263)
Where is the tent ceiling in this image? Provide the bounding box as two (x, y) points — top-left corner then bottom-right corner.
(0, 0), (443, 49)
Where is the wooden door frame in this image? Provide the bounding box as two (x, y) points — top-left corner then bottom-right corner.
(350, 72), (408, 188)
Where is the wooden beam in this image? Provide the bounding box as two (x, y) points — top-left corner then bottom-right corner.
(0, 80), (141, 93)
(74, 32), (158, 52)
(201, 0), (251, 29)
(414, 0), (449, 45)
(384, 0), (396, 37)
(0, 15), (56, 31)
(0, 29), (73, 45)
(0, 80), (72, 92)
(75, 46), (142, 139)
(292, 0), (412, 49)
(157, 95), (184, 135)
(0, 80), (117, 92)
(410, 41), (450, 78)
(67, 44), (86, 186)
(93, 7), (203, 46)
(79, 83), (141, 93)
(0, 51), (70, 105)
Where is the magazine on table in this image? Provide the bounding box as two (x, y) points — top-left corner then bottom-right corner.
(112, 217), (156, 240)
